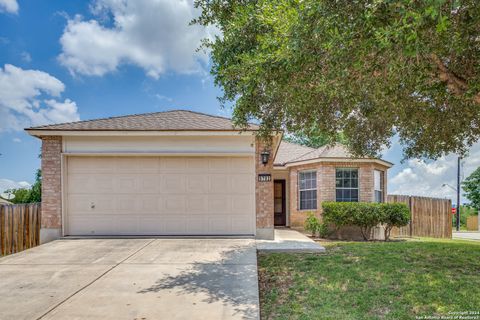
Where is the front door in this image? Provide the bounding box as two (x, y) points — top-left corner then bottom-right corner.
(274, 180), (286, 226)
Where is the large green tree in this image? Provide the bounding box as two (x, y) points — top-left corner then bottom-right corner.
(6, 169), (41, 204)
(194, 0), (480, 158)
(463, 167), (480, 210)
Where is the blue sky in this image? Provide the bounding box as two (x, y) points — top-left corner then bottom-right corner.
(0, 0), (478, 204)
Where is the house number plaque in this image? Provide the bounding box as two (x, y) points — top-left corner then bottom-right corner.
(258, 174), (272, 182)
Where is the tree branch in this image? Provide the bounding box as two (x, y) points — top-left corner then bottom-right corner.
(431, 54), (480, 104)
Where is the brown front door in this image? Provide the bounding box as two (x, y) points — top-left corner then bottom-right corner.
(274, 180), (286, 226)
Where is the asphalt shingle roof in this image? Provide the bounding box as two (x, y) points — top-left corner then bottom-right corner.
(274, 141), (383, 166)
(25, 110), (259, 131)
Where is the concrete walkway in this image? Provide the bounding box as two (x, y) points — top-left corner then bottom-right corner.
(0, 238), (259, 320)
(453, 231), (480, 241)
(256, 229), (326, 253)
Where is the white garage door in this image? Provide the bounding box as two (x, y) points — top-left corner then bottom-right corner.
(66, 156), (255, 236)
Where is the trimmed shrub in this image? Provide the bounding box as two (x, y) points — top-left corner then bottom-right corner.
(304, 212), (321, 237)
(380, 203), (410, 241)
(322, 202), (382, 240)
(322, 202), (410, 241)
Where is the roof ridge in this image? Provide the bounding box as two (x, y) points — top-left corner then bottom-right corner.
(25, 109), (243, 131)
(25, 109), (177, 130)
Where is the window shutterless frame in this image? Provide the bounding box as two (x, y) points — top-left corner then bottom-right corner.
(374, 170), (384, 203)
(298, 170), (317, 210)
(335, 168), (359, 202)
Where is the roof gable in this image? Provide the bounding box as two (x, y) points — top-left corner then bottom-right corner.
(25, 110), (259, 132)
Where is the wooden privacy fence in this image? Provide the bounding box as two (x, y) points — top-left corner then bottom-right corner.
(467, 215), (479, 231)
(0, 203), (41, 255)
(387, 195), (452, 238)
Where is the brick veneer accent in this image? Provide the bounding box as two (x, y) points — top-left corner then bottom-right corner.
(289, 161), (390, 227)
(41, 136), (62, 229)
(255, 137), (275, 237)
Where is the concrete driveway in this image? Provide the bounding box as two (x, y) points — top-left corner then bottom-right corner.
(0, 238), (259, 320)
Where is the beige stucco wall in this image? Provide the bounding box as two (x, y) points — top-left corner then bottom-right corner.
(63, 135), (255, 154)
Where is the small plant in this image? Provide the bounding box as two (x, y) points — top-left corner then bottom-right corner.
(317, 222), (330, 238)
(380, 203), (410, 241)
(304, 212), (321, 237)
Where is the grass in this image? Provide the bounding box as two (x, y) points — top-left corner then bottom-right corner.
(258, 238), (480, 320)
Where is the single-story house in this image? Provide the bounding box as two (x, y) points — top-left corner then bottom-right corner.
(26, 110), (392, 243)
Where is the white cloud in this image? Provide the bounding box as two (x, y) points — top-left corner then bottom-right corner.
(58, 0), (216, 78)
(0, 64), (80, 131)
(0, 0), (18, 14)
(12, 137), (21, 143)
(0, 179), (31, 193)
(389, 142), (480, 205)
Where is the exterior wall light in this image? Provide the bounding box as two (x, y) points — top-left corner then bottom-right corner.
(261, 150), (270, 165)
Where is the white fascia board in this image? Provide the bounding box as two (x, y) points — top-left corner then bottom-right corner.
(26, 130), (256, 137)
(62, 152), (254, 157)
(284, 158), (393, 168)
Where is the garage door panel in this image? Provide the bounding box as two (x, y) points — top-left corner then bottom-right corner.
(161, 174), (186, 194)
(186, 158), (209, 171)
(208, 158), (230, 173)
(162, 158), (186, 172)
(67, 156), (254, 236)
(232, 217), (253, 234)
(68, 157), (113, 174)
(231, 195), (254, 214)
(68, 195), (116, 215)
(164, 217), (187, 234)
(209, 216), (231, 233)
(114, 196), (138, 213)
(207, 195), (231, 214)
(139, 217), (166, 234)
(209, 175), (231, 194)
(138, 195), (162, 213)
(186, 217), (208, 233)
(186, 195), (208, 214)
(115, 175), (138, 193)
(186, 175), (209, 193)
(231, 157), (252, 172)
(116, 217), (139, 234)
(164, 195), (186, 213)
(231, 174), (254, 194)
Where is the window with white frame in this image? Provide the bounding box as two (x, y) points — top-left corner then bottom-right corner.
(336, 168), (359, 202)
(299, 171), (317, 210)
(374, 170), (384, 203)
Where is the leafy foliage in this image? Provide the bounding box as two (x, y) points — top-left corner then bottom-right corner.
(322, 202), (410, 241)
(194, 0), (480, 159)
(380, 203), (411, 241)
(304, 212), (321, 236)
(6, 169), (41, 204)
(463, 167), (480, 210)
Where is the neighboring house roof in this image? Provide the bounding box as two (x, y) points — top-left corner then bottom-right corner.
(274, 140), (392, 167)
(0, 198), (12, 204)
(25, 110), (259, 132)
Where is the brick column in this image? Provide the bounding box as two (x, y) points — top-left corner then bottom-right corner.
(255, 137), (274, 239)
(41, 136), (62, 243)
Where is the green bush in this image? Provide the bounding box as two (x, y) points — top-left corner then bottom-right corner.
(322, 202), (410, 241)
(380, 203), (410, 241)
(304, 212), (321, 237)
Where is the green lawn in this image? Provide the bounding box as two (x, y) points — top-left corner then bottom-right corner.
(258, 238), (480, 320)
